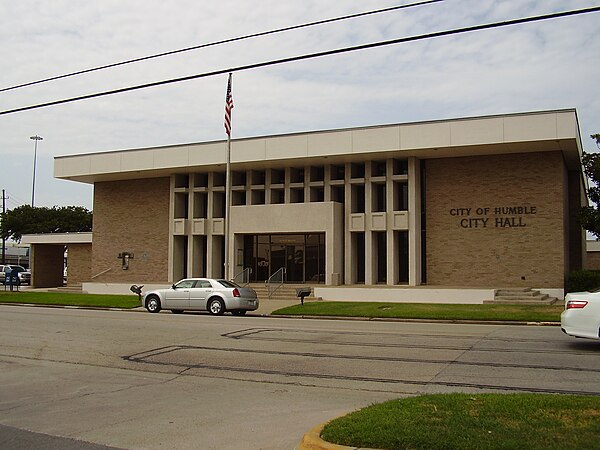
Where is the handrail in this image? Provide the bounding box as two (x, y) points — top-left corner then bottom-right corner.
(266, 267), (286, 298)
(232, 267), (252, 286)
(90, 267), (112, 280)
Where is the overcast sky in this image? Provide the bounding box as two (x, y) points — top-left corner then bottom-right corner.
(1, 0), (598, 210)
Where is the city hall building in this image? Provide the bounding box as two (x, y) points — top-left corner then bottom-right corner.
(38, 109), (585, 302)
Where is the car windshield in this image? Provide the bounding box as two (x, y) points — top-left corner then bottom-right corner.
(217, 280), (239, 289)
(10, 266), (25, 272)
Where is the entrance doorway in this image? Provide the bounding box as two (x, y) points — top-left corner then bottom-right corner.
(243, 234), (325, 283)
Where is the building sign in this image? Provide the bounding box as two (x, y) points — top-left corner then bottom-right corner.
(449, 206), (537, 229)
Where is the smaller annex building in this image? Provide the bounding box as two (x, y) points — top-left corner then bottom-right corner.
(43, 109), (585, 302)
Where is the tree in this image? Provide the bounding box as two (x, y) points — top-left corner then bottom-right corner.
(579, 133), (600, 238)
(0, 205), (92, 242)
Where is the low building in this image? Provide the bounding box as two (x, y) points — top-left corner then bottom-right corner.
(46, 109), (585, 301)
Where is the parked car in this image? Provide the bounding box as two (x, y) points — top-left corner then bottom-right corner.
(142, 278), (259, 315)
(0, 265), (31, 286)
(561, 289), (600, 340)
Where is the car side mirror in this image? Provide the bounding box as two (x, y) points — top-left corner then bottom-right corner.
(172, 284), (176, 289)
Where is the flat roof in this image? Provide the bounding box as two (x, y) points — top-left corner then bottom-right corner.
(21, 232), (92, 245)
(55, 109), (583, 184)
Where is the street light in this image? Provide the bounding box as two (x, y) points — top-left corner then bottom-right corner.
(30, 135), (43, 207)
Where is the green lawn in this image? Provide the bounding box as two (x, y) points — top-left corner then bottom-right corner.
(273, 301), (564, 322)
(321, 393), (600, 450)
(0, 291), (140, 309)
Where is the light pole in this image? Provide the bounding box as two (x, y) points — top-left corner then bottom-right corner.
(30, 135), (43, 207)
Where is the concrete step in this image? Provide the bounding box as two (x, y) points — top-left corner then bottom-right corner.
(485, 287), (560, 305)
(496, 289), (542, 297)
(47, 284), (85, 294)
(495, 294), (549, 301)
(248, 284), (317, 302)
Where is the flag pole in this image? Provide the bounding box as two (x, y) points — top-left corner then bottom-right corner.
(224, 73), (233, 280)
(225, 129), (231, 280)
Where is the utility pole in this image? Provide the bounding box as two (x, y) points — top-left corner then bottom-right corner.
(1, 189), (6, 265)
(30, 135), (43, 207)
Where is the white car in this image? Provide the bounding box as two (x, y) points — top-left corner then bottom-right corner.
(561, 290), (600, 340)
(142, 278), (259, 316)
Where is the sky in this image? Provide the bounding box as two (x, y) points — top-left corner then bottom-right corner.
(1, 0), (599, 211)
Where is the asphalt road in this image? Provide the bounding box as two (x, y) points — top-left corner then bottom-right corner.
(0, 305), (599, 449)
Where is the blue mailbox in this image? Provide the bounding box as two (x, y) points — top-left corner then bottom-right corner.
(5, 267), (20, 291)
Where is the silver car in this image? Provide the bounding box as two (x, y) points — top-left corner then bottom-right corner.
(0, 265), (31, 286)
(142, 278), (259, 316)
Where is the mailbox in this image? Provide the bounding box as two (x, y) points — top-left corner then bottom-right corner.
(295, 287), (312, 305)
(5, 268), (20, 292)
(130, 284), (144, 301)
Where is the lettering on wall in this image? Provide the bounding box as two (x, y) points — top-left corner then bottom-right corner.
(449, 206), (537, 229)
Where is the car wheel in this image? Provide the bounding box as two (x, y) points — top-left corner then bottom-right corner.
(171, 309), (184, 314)
(231, 310), (247, 316)
(145, 295), (161, 313)
(208, 298), (225, 315)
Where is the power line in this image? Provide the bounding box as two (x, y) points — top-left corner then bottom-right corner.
(1, 6), (598, 117)
(0, 0), (443, 93)
(6, 192), (28, 207)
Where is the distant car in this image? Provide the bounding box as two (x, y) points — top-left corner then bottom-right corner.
(0, 265), (31, 286)
(142, 278), (259, 316)
(561, 289), (600, 340)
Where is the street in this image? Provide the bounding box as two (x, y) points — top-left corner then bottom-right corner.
(0, 305), (599, 449)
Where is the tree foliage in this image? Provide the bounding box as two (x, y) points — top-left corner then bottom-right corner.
(579, 133), (600, 239)
(0, 205), (92, 242)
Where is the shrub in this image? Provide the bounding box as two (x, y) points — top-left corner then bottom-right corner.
(566, 270), (600, 293)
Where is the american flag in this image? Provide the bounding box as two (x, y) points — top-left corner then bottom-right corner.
(224, 73), (234, 136)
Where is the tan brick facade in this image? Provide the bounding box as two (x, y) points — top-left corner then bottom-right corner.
(31, 244), (64, 288)
(67, 243), (92, 284)
(92, 178), (170, 283)
(585, 252), (600, 270)
(425, 152), (566, 288)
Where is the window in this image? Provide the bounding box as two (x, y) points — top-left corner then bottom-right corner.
(175, 280), (195, 289)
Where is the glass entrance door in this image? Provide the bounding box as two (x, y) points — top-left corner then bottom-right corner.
(243, 233), (325, 283)
(271, 235), (304, 282)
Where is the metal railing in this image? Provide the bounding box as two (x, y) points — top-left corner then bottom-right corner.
(90, 267), (112, 280)
(266, 267), (286, 298)
(232, 267), (252, 286)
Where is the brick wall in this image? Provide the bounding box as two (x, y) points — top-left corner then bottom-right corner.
(92, 178), (170, 283)
(31, 244), (64, 288)
(67, 243), (91, 284)
(425, 151), (566, 288)
(585, 252), (600, 270)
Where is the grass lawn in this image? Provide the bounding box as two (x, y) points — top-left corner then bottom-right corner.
(321, 393), (600, 450)
(0, 291), (140, 309)
(273, 301), (564, 322)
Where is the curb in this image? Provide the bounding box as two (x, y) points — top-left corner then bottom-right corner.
(272, 313), (561, 327)
(0, 302), (561, 326)
(297, 421), (379, 450)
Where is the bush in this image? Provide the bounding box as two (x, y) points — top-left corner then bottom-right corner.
(566, 270), (600, 293)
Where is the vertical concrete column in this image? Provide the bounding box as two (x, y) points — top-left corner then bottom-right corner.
(408, 157), (422, 286)
(344, 163), (353, 284)
(284, 167), (291, 204)
(386, 159), (397, 285)
(206, 173), (216, 278)
(186, 174), (193, 279)
(304, 165), (310, 202)
(324, 164), (331, 202)
(265, 168), (272, 204)
(364, 161), (374, 285)
(168, 175), (176, 282)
